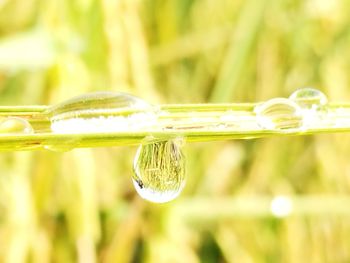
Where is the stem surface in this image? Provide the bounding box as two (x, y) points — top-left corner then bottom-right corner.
(0, 102), (349, 151)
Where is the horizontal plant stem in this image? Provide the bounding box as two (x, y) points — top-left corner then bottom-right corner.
(0, 102), (350, 151)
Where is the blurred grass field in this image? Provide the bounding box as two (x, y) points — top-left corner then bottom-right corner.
(1, 0), (350, 262)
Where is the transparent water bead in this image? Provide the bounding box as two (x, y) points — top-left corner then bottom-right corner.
(133, 139), (186, 203)
(255, 98), (303, 130)
(43, 138), (77, 152)
(48, 92), (157, 133)
(0, 117), (33, 134)
(289, 88), (328, 110)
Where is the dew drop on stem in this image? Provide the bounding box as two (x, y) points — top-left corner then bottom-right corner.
(47, 92), (157, 133)
(43, 140), (76, 152)
(289, 88), (328, 110)
(132, 138), (186, 203)
(254, 98), (303, 130)
(289, 88), (329, 128)
(0, 117), (33, 134)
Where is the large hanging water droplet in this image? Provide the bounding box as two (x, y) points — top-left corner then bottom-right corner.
(47, 92), (157, 133)
(289, 88), (328, 110)
(132, 139), (186, 203)
(0, 117), (33, 134)
(255, 98), (303, 130)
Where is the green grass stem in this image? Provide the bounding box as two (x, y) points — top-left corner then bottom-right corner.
(0, 102), (350, 151)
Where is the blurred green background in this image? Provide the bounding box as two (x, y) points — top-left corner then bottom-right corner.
(1, 0), (350, 262)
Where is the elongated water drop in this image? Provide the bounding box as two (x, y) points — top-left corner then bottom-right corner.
(289, 88), (328, 109)
(133, 139), (186, 203)
(43, 140), (77, 152)
(0, 117), (33, 134)
(255, 98), (303, 130)
(47, 92), (157, 133)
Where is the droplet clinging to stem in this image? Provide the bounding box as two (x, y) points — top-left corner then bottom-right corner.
(254, 98), (303, 131)
(132, 138), (186, 203)
(47, 91), (157, 133)
(289, 87), (328, 110)
(0, 117), (33, 134)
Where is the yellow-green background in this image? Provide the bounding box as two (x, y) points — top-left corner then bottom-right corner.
(1, 0), (350, 262)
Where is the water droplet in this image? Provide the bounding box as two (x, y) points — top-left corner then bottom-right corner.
(255, 98), (303, 130)
(47, 92), (157, 133)
(44, 142), (75, 152)
(0, 117), (33, 134)
(289, 88), (328, 110)
(132, 138), (186, 203)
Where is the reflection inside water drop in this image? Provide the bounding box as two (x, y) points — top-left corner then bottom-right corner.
(132, 139), (186, 203)
(255, 98), (303, 130)
(289, 88), (328, 110)
(0, 117), (33, 134)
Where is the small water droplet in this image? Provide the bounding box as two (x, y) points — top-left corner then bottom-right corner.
(0, 117), (33, 134)
(44, 142), (75, 152)
(255, 98), (303, 130)
(289, 88), (328, 109)
(132, 138), (186, 203)
(47, 92), (157, 133)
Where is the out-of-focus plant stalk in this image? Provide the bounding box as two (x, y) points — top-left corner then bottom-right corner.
(169, 196), (350, 222)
